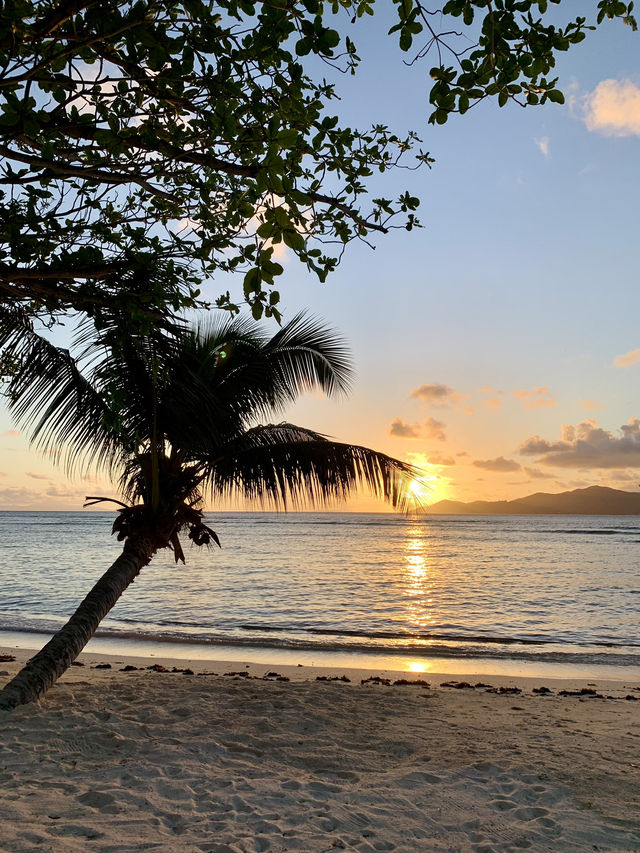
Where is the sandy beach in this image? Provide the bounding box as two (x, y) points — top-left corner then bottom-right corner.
(1, 646), (639, 853)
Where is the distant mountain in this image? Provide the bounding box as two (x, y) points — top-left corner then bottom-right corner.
(429, 485), (640, 515)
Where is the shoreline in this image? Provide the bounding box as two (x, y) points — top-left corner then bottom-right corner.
(2, 641), (640, 693)
(3, 630), (640, 683)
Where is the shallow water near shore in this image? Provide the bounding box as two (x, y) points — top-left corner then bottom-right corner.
(1, 510), (639, 678)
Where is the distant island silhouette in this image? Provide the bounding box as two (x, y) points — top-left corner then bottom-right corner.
(429, 485), (640, 515)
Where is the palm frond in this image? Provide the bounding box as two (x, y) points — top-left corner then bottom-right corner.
(263, 312), (352, 398)
(202, 423), (418, 511)
(165, 313), (353, 434)
(0, 310), (125, 477)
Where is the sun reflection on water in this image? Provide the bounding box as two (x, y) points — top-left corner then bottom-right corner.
(403, 525), (438, 634)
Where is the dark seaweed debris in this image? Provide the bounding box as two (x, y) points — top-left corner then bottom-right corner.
(486, 686), (522, 695)
(558, 688), (603, 698)
(263, 672), (290, 681)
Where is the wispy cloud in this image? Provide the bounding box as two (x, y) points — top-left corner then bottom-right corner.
(0, 487), (41, 508)
(26, 472), (50, 481)
(535, 136), (550, 157)
(523, 466), (555, 480)
(513, 386), (557, 410)
(427, 453), (456, 467)
(482, 397), (503, 410)
(410, 383), (473, 413)
(45, 484), (86, 499)
(582, 79), (640, 137)
(473, 456), (521, 473)
(424, 417), (447, 441)
(0, 429), (20, 438)
(518, 418), (640, 469)
(577, 398), (605, 411)
(410, 383), (456, 406)
(613, 347), (640, 368)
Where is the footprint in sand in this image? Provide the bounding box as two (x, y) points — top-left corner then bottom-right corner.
(490, 798), (518, 811)
(397, 770), (443, 786)
(47, 822), (104, 839)
(513, 805), (551, 821)
(76, 790), (117, 811)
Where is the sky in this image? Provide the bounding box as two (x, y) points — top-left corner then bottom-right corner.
(1, 8), (639, 511)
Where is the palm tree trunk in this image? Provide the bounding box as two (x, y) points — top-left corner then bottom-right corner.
(0, 533), (157, 711)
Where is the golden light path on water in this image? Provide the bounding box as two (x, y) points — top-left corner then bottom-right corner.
(402, 519), (440, 645)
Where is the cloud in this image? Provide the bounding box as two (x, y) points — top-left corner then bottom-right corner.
(410, 382), (474, 414)
(578, 398), (605, 411)
(478, 386), (503, 395)
(427, 454), (456, 467)
(523, 466), (555, 480)
(473, 456), (522, 473)
(482, 397), (503, 410)
(45, 484), (85, 499)
(518, 418), (640, 469)
(535, 136), (550, 157)
(26, 472), (50, 481)
(388, 418), (421, 439)
(0, 487), (41, 507)
(613, 348), (640, 368)
(602, 470), (640, 483)
(513, 386), (557, 410)
(423, 417), (446, 441)
(583, 79), (640, 137)
(410, 383), (455, 405)
(0, 429), (20, 438)
(388, 416), (446, 441)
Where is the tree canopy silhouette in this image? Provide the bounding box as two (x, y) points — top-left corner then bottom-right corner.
(0, 0), (634, 324)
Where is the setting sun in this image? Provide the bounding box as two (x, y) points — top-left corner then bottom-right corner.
(406, 456), (451, 506)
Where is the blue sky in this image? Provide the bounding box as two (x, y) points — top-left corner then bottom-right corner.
(1, 8), (639, 510)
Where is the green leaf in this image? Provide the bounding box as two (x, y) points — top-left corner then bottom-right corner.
(547, 89), (565, 104)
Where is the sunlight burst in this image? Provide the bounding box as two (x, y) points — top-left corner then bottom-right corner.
(406, 454), (452, 505)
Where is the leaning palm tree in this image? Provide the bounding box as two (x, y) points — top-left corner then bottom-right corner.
(0, 310), (416, 710)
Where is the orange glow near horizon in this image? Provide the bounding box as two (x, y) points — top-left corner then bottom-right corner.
(406, 455), (452, 507)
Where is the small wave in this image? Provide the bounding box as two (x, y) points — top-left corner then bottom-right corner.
(79, 630), (640, 666)
(541, 529), (636, 535)
(239, 624), (548, 646)
(3, 623), (639, 667)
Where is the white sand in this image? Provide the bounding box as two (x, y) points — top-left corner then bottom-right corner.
(1, 646), (639, 852)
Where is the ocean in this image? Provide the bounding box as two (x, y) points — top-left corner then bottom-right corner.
(0, 511), (638, 678)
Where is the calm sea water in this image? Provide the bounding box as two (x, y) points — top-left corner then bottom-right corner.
(0, 511), (638, 673)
